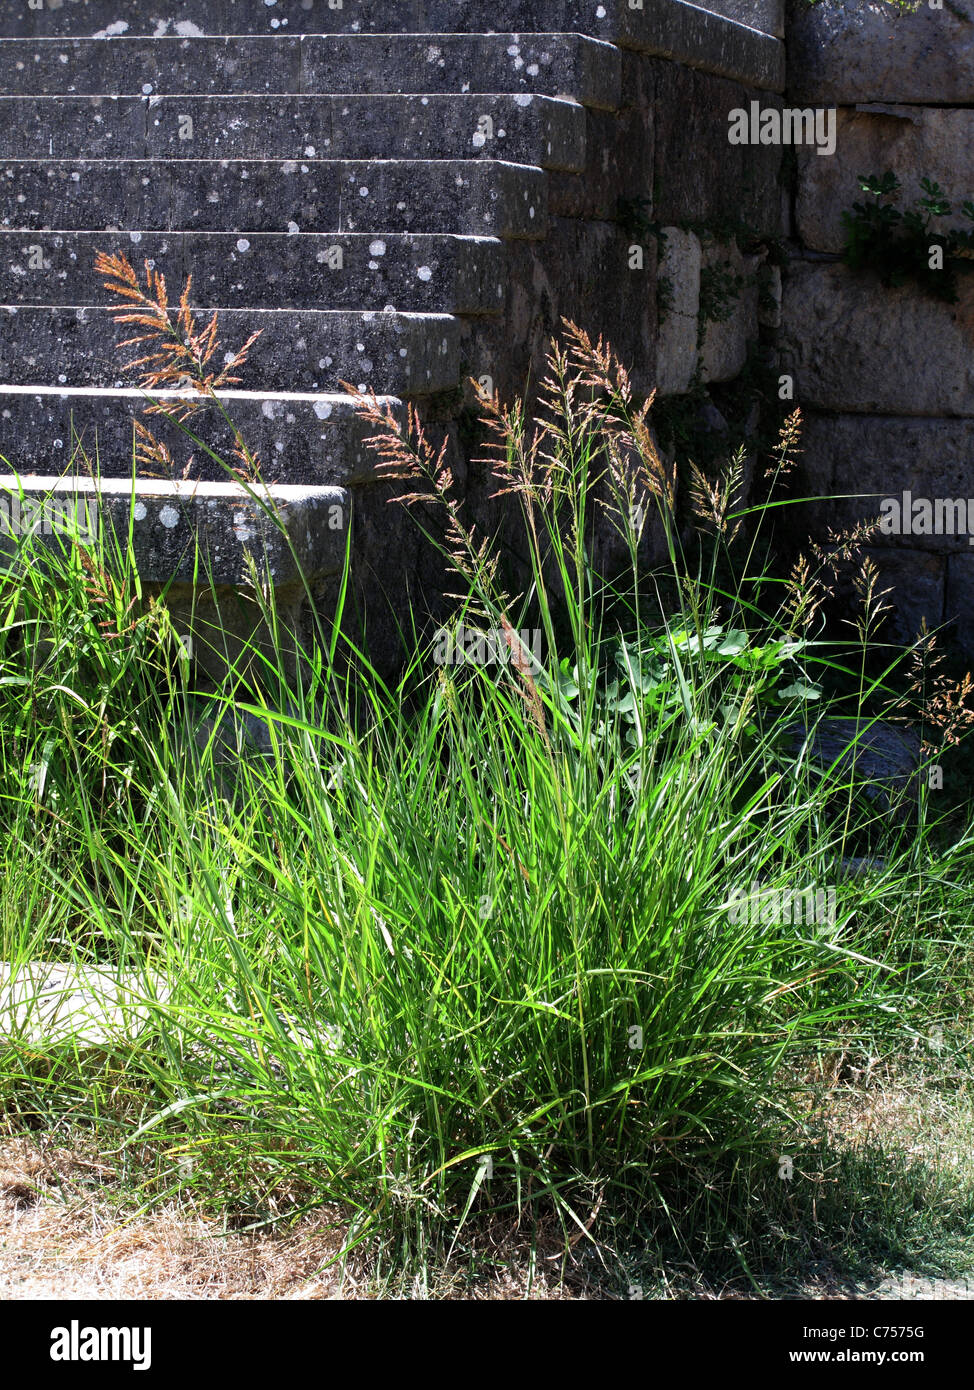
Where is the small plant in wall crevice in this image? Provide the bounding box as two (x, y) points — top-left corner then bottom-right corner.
(841, 171), (974, 304)
(698, 264), (745, 330)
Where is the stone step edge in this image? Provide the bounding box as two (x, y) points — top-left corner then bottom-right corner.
(0, 468), (350, 586)
(0, 230), (508, 315)
(0, 32), (624, 112)
(0, 382), (401, 419)
(0, 384), (398, 405)
(0, 230), (502, 242)
(0, 306), (462, 398)
(0, 158), (551, 240)
(0, 385), (402, 489)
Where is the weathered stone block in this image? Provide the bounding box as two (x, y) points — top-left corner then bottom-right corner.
(0, 473), (349, 682)
(0, 473), (348, 585)
(0, 93), (588, 169)
(0, 229), (507, 315)
(860, 547), (946, 646)
(704, 0), (784, 38)
(7, 1), (784, 93)
(699, 239), (761, 384)
(650, 59), (783, 236)
(463, 215), (658, 404)
(0, 384), (400, 486)
(0, 34), (302, 96)
(787, 0), (974, 105)
(0, 93), (146, 159)
(608, 0), (785, 90)
(790, 416), (974, 584)
(301, 33), (623, 110)
(0, 157), (546, 240)
(548, 102), (654, 222)
(0, 33), (623, 109)
(656, 225), (700, 395)
(799, 414), (974, 516)
(946, 553), (974, 655)
(145, 92), (588, 168)
(790, 716), (923, 815)
(780, 261), (974, 416)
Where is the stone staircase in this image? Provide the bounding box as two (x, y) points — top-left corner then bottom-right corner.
(0, 0), (785, 676)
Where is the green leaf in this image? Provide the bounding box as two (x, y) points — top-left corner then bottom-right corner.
(717, 631), (749, 657)
(779, 680), (822, 701)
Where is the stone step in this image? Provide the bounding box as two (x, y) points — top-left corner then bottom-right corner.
(0, 33), (622, 109)
(0, 230), (507, 314)
(0, 306), (461, 394)
(4, 0), (780, 37)
(0, 93), (588, 169)
(0, 472), (349, 682)
(0, 471), (348, 586)
(5, 1), (785, 91)
(0, 961), (167, 1047)
(0, 159), (549, 237)
(4, 0), (420, 36)
(697, 0), (783, 39)
(0, 384), (396, 485)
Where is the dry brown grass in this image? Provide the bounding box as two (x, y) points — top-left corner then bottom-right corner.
(0, 1136), (352, 1300)
(806, 1050), (974, 1175)
(0, 1136), (584, 1301)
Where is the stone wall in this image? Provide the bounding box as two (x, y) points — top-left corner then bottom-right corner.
(781, 0), (974, 651)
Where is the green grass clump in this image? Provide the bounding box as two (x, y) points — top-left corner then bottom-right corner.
(1, 326), (972, 1280)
